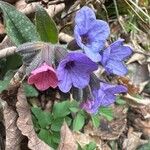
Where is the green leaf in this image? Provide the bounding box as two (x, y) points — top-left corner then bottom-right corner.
(5, 54), (22, 70)
(53, 101), (71, 118)
(91, 114), (100, 128)
(137, 141), (150, 150)
(83, 142), (96, 150)
(35, 5), (58, 43)
(73, 111), (85, 131)
(116, 96), (126, 105)
(23, 83), (39, 97)
(51, 118), (64, 132)
(38, 129), (54, 147)
(65, 116), (72, 126)
(99, 107), (113, 121)
(51, 132), (60, 144)
(0, 71), (14, 93)
(0, 1), (40, 46)
(31, 107), (52, 128)
(69, 100), (80, 113)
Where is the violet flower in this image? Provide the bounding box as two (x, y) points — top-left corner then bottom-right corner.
(57, 52), (98, 93)
(74, 6), (110, 62)
(101, 39), (132, 76)
(81, 82), (127, 114)
(28, 63), (58, 91)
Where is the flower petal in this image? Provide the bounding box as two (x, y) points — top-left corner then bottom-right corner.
(108, 39), (132, 61)
(105, 59), (128, 76)
(70, 69), (90, 89)
(75, 6), (96, 33)
(28, 63), (58, 91)
(84, 48), (101, 62)
(57, 68), (72, 93)
(28, 70), (58, 91)
(87, 20), (110, 52)
(100, 82), (127, 94)
(100, 94), (116, 106)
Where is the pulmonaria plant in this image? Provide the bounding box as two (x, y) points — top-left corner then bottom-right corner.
(57, 52), (98, 93)
(81, 83), (127, 114)
(101, 39), (132, 76)
(74, 6), (110, 62)
(28, 63), (58, 91)
(19, 6), (133, 116)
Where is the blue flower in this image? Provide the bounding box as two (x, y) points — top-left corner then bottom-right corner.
(74, 6), (110, 62)
(57, 52), (98, 93)
(81, 82), (127, 114)
(101, 39), (132, 76)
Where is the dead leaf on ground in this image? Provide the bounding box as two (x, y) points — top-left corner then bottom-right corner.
(84, 105), (127, 141)
(123, 127), (148, 150)
(58, 121), (78, 150)
(116, 76), (139, 95)
(16, 86), (52, 150)
(85, 118), (127, 141)
(123, 94), (150, 107)
(2, 100), (23, 150)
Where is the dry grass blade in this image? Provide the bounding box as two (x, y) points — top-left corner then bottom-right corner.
(16, 86), (53, 150)
(58, 121), (78, 150)
(3, 102), (23, 150)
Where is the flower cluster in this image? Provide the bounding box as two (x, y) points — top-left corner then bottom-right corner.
(27, 6), (132, 114)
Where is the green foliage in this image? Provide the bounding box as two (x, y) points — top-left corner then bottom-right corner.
(0, 1), (40, 46)
(137, 141), (150, 150)
(52, 101), (71, 118)
(73, 110), (85, 131)
(78, 142), (97, 150)
(5, 54), (22, 71)
(91, 114), (100, 128)
(32, 100), (81, 149)
(0, 71), (14, 93)
(115, 96), (126, 105)
(35, 5), (58, 43)
(99, 107), (113, 121)
(32, 107), (52, 128)
(32, 100), (114, 148)
(23, 83), (39, 97)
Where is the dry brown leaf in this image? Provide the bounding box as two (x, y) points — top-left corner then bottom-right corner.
(2, 101), (23, 150)
(127, 53), (145, 64)
(85, 118), (127, 141)
(16, 86), (52, 150)
(116, 76), (139, 95)
(58, 121), (78, 150)
(84, 105), (127, 141)
(123, 127), (148, 150)
(73, 132), (102, 149)
(123, 94), (150, 107)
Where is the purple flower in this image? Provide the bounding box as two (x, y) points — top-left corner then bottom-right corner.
(74, 6), (110, 62)
(57, 52), (98, 93)
(81, 82), (127, 114)
(101, 39), (132, 76)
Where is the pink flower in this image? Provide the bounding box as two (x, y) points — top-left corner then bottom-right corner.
(28, 63), (58, 91)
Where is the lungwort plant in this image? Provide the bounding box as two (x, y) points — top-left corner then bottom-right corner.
(0, 2), (132, 149)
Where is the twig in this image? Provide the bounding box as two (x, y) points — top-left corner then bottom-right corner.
(46, 3), (65, 17)
(113, 0), (127, 33)
(10, 65), (26, 86)
(0, 46), (16, 59)
(59, 32), (74, 43)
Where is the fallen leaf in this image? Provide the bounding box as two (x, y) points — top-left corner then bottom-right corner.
(123, 94), (150, 107)
(58, 121), (78, 150)
(116, 76), (139, 95)
(2, 100), (23, 150)
(123, 127), (148, 150)
(84, 105), (127, 140)
(127, 53), (145, 64)
(16, 86), (52, 150)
